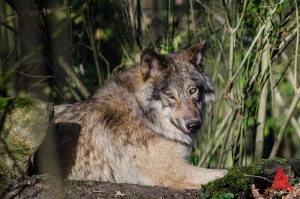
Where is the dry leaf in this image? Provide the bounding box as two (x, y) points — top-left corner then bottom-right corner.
(114, 190), (126, 197)
(251, 184), (265, 199)
(282, 193), (295, 199)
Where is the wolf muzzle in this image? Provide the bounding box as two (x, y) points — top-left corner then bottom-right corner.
(185, 120), (201, 134)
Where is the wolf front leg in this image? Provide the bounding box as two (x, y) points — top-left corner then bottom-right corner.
(143, 162), (227, 189)
(139, 139), (227, 189)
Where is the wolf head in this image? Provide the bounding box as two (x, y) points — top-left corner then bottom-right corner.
(135, 41), (215, 145)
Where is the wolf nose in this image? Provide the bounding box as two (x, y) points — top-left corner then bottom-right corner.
(186, 120), (201, 133)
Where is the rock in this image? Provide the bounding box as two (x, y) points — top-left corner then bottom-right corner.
(203, 158), (300, 198)
(261, 158), (300, 180)
(0, 98), (53, 183)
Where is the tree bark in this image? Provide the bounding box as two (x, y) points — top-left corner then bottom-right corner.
(5, 0), (52, 101)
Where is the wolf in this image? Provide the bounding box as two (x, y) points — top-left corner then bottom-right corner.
(35, 41), (227, 189)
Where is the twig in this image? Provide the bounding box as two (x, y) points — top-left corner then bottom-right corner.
(0, 46), (43, 86)
(270, 87), (300, 158)
(58, 56), (90, 99)
(198, 109), (233, 167)
(223, 23), (265, 93)
(98, 52), (110, 79)
(274, 85), (300, 138)
(128, 0), (141, 53)
(244, 175), (273, 183)
(273, 27), (298, 60)
(196, 0), (225, 25)
(255, 17), (272, 160)
(15, 71), (52, 78)
(84, 1), (105, 86)
(291, 117), (300, 139)
(217, 108), (238, 168)
(293, 0), (299, 90)
(189, 0), (196, 42)
(226, 0), (248, 83)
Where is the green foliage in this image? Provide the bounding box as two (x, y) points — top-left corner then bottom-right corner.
(219, 193), (235, 199)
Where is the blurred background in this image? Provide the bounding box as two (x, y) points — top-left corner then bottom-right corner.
(0, 0), (299, 169)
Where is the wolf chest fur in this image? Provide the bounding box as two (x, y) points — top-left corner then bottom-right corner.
(36, 41), (226, 189)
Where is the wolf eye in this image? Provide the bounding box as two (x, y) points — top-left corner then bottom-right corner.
(165, 92), (175, 99)
(189, 87), (198, 94)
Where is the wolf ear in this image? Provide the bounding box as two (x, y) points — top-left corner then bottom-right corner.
(140, 49), (167, 78)
(187, 40), (207, 69)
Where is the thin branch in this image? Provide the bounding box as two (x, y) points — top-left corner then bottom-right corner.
(15, 71), (52, 78)
(255, 18), (272, 160)
(196, 0), (225, 25)
(227, 0), (248, 86)
(244, 175), (273, 183)
(189, 0), (196, 42)
(232, 0), (248, 33)
(294, 0), (299, 90)
(58, 56), (90, 99)
(98, 52), (110, 79)
(0, 19), (22, 38)
(128, 0), (141, 53)
(198, 109), (233, 167)
(275, 86), (300, 138)
(84, 1), (105, 86)
(217, 108), (238, 168)
(273, 26), (298, 60)
(223, 23), (266, 93)
(0, 46), (43, 86)
(269, 87), (300, 158)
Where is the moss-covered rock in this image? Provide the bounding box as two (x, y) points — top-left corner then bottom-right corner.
(0, 98), (53, 182)
(202, 158), (300, 198)
(202, 161), (263, 198)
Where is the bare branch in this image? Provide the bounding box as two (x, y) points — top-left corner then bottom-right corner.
(58, 56), (90, 99)
(270, 87), (300, 158)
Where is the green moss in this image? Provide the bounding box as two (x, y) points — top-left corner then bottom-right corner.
(261, 157), (286, 164)
(0, 98), (34, 123)
(0, 98), (34, 109)
(0, 98), (9, 117)
(203, 164), (262, 197)
(202, 158), (288, 198)
(0, 98), (10, 108)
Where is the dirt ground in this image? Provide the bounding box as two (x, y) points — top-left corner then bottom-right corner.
(1, 174), (202, 199)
